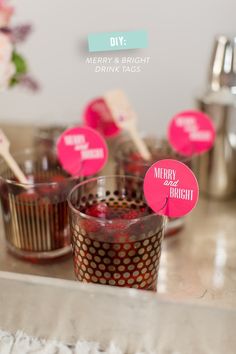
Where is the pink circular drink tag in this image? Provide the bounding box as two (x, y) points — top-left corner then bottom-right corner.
(57, 126), (108, 177)
(83, 98), (121, 138)
(144, 159), (199, 218)
(168, 110), (215, 156)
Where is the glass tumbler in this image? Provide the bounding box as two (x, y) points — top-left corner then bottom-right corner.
(68, 175), (166, 291)
(115, 137), (192, 236)
(0, 149), (80, 262)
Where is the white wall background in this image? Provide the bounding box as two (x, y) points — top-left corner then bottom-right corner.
(0, 0), (235, 135)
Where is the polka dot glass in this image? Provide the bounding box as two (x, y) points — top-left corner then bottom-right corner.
(68, 175), (165, 291)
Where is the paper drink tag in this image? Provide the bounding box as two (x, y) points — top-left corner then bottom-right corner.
(144, 159), (199, 218)
(168, 110), (215, 156)
(57, 126), (108, 177)
(83, 98), (121, 138)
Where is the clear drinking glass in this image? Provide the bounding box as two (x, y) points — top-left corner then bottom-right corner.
(0, 149), (80, 262)
(115, 137), (192, 236)
(68, 175), (166, 291)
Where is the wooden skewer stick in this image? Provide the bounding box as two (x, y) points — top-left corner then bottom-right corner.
(0, 129), (28, 184)
(104, 89), (151, 161)
(127, 124), (151, 161)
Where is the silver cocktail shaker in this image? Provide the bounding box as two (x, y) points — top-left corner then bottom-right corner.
(194, 35), (236, 200)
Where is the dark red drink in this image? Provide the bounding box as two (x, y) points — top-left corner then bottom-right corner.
(0, 150), (80, 262)
(115, 137), (192, 236)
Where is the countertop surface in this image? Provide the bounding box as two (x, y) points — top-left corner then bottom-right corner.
(1, 196), (236, 309)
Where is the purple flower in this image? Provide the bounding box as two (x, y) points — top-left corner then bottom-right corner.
(18, 74), (40, 92)
(11, 24), (32, 43)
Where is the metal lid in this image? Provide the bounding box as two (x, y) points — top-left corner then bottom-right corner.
(209, 35), (236, 93)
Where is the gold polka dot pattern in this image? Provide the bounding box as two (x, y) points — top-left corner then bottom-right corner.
(71, 224), (163, 291)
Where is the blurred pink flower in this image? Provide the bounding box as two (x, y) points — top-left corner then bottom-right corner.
(0, 0), (14, 27)
(0, 32), (15, 90)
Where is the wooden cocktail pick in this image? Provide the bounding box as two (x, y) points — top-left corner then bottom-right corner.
(0, 129), (28, 184)
(104, 89), (151, 161)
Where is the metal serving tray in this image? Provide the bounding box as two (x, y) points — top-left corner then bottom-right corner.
(0, 271), (236, 354)
(0, 123), (236, 352)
